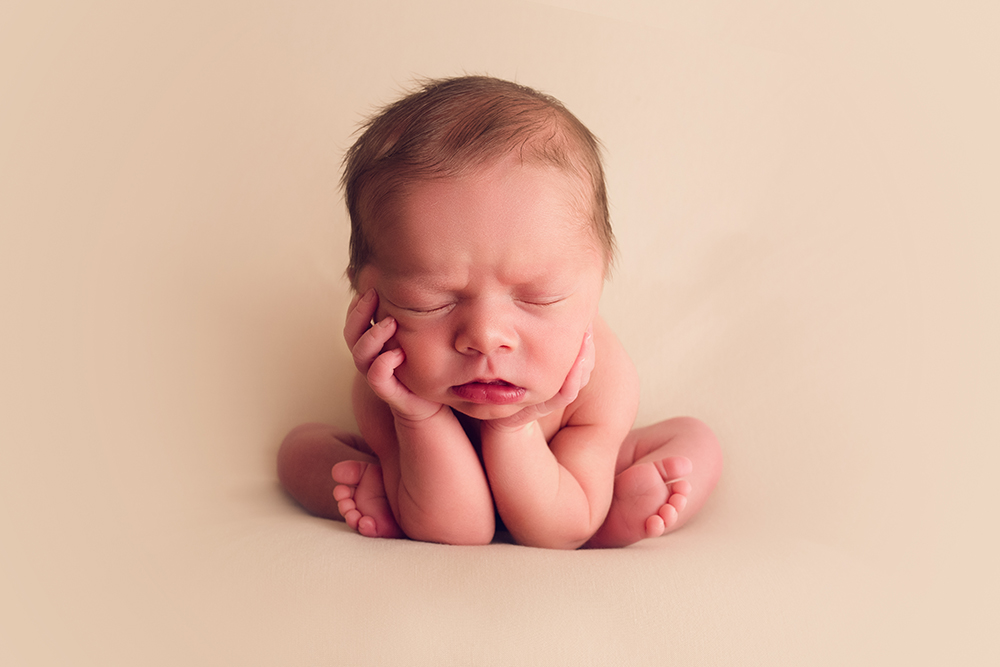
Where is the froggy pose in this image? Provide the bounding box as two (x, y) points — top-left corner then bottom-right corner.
(278, 76), (722, 549)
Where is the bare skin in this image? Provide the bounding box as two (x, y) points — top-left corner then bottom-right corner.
(277, 160), (722, 548)
(278, 296), (722, 548)
(279, 415), (721, 548)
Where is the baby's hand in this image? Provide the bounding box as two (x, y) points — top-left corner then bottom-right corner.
(484, 325), (595, 433)
(344, 289), (444, 423)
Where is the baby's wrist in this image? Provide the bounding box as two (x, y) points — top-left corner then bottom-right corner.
(481, 418), (539, 437)
(392, 403), (449, 429)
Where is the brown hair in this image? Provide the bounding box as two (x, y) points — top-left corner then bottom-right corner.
(342, 75), (614, 288)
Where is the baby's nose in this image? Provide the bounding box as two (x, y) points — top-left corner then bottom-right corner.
(454, 302), (515, 356)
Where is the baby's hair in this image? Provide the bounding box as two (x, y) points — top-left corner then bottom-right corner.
(342, 75), (614, 288)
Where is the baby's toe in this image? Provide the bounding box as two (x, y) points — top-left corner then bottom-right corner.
(645, 514), (666, 538)
(671, 479), (692, 497)
(332, 460), (365, 485)
(337, 496), (357, 516)
(357, 516), (378, 537)
(668, 493), (687, 514)
(657, 503), (679, 530)
(655, 456), (693, 483)
(342, 507), (362, 529)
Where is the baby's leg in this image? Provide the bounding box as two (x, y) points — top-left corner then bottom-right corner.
(585, 417), (722, 549)
(277, 423), (402, 538)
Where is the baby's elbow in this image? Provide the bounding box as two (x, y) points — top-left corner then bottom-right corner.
(405, 517), (496, 547)
(509, 520), (595, 550)
(515, 533), (583, 550)
(448, 524), (496, 546)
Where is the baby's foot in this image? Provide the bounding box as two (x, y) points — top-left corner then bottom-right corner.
(332, 461), (404, 539)
(586, 456), (693, 548)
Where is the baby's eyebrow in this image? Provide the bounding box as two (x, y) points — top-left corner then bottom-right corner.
(383, 272), (460, 295)
(384, 265), (570, 295)
(396, 261), (478, 285)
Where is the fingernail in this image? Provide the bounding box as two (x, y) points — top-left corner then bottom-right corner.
(378, 316), (395, 328)
(362, 288), (376, 302)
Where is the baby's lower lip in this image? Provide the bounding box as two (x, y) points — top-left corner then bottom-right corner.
(450, 380), (526, 405)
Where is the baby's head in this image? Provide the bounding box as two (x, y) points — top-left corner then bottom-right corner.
(342, 76), (615, 418)
(342, 75), (614, 287)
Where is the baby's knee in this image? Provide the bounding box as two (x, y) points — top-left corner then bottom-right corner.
(671, 416), (716, 440)
(278, 422), (320, 461)
(673, 416), (723, 478)
(280, 423), (363, 454)
(278, 424), (315, 485)
(276, 423), (344, 484)
(281, 422), (322, 447)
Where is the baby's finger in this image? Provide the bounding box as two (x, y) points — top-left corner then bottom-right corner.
(351, 316), (397, 374)
(343, 289), (379, 349)
(367, 348), (439, 422)
(367, 347), (407, 399)
(346, 290), (364, 316)
(578, 326), (595, 389)
(558, 327), (595, 401)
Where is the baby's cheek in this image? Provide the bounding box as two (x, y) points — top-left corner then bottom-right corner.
(545, 337), (584, 384)
(391, 327), (420, 356)
(392, 331), (436, 383)
(385, 316), (427, 352)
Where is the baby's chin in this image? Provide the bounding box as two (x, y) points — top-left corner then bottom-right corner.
(448, 401), (525, 421)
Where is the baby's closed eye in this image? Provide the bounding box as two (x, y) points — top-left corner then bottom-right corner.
(406, 304), (454, 314)
(515, 294), (568, 308)
(381, 293), (455, 315)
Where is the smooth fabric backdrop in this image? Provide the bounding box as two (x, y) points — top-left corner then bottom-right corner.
(2, 1), (997, 665)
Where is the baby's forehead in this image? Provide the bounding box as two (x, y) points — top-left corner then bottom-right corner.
(388, 159), (596, 221)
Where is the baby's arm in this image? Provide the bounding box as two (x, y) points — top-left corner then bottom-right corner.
(347, 291), (495, 545)
(479, 319), (639, 549)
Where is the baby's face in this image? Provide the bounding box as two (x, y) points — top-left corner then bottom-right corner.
(355, 158), (606, 420)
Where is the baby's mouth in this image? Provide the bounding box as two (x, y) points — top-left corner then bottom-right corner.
(451, 379), (526, 405)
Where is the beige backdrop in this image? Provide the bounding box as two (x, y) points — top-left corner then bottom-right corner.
(2, 1), (997, 665)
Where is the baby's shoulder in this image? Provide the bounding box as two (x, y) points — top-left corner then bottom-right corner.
(593, 315), (638, 384)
